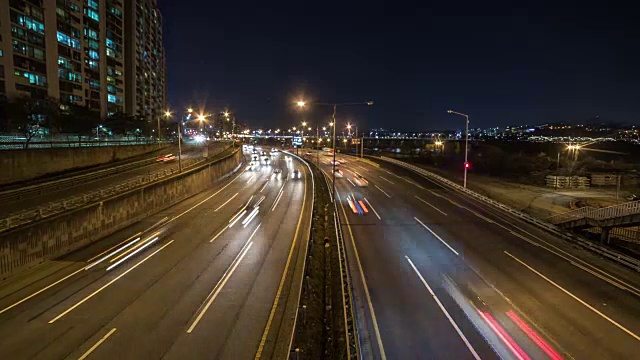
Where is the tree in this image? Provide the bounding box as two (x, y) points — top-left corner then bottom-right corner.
(58, 104), (100, 134)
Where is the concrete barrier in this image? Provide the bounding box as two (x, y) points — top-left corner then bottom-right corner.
(0, 143), (167, 185)
(0, 149), (243, 279)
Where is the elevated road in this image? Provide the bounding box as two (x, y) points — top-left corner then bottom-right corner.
(0, 150), (312, 359)
(310, 151), (640, 359)
(0, 143), (220, 220)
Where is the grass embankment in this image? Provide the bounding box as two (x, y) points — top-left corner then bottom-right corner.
(291, 161), (348, 359)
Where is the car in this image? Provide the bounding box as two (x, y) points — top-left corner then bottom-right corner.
(291, 169), (302, 179)
(156, 154), (176, 162)
(273, 168), (282, 178)
(285, 155), (292, 161)
(271, 148), (279, 152)
(354, 175), (369, 187)
(334, 169), (344, 178)
(337, 159), (347, 164)
(248, 161), (259, 170)
(261, 156), (270, 165)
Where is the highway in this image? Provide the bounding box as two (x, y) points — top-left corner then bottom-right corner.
(311, 150), (640, 359)
(0, 142), (217, 218)
(0, 149), (312, 359)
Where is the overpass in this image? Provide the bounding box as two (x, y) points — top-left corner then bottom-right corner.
(548, 201), (640, 242)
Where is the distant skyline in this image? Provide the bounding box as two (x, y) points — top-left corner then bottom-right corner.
(160, 1), (639, 132)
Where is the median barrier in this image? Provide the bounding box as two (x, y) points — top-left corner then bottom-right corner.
(0, 149), (243, 280)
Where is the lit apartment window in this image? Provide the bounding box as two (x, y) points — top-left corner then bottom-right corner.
(88, 50), (99, 59)
(84, 28), (99, 40)
(86, 0), (99, 10)
(84, 9), (99, 21)
(57, 31), (81, 49)
(14, 70), (47, 86)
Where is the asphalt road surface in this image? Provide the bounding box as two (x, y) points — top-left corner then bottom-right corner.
(0, 149), (312, 359)
(309, 150), (640, 360)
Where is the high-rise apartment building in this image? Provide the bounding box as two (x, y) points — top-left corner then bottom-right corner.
(124, 0), (166, 123)
(0, 0), (164, 121)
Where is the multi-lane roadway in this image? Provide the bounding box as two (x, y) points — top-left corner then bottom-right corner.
(0, 148), (312, 359)
(312, 151), (640, 359)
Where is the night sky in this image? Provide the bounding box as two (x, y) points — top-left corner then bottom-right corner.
(160, 1), (639, 131)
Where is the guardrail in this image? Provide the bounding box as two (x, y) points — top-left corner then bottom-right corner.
(326, 170), (361, 359)
(0, 135), (171, 149)
(376, 156), (640, 272)
(548, 201), (640, 224)
(0, 157), (208, 233)
(286, 152), (359, 359)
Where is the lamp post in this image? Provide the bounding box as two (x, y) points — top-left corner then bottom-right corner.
(297, 100), (373, 202)
(447, 109), (470, 188)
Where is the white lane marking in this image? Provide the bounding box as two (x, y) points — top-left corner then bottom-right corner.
(428, 189), (446, 199)
(0, 267), (86, 315)
(414, 217), (459, 256)
(169, 171), (242, 224)
(84, 237), (143, 270)
(414, 196), (448, 216)
(424, 178), (640, 297)
(347, 178), (356, 187)
(187, 240), (255, 333)
(364, 198), (382, 220)
(210, 227), (226, 243)
(382, 168), (402, 178)
(403, 177), (426, 190)
(406, 256), (481, 360)
(86, 232), (143, 264)
(247, 174), (256, 184)
(106, 237), (159, 271)
(78, 328), (117, 360)
(471, 211), (494, 223)
(49, 241), (174, 323)
(338, 198), (387, 359)
(504, 251), (640, 342)
(256, 171), (309, 359)
(228, 210), (247, 228)
(375, 185), (391, 198)
(379, 176), (395, 185)
(271, 188), (285, 211)
(569, 261), (628, 291)
(260, 181), (269, 192)
(214, 192), (239, 212)
(242, 207), (260, 227)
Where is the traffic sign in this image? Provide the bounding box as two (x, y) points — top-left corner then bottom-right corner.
(293, 136), (302, 146)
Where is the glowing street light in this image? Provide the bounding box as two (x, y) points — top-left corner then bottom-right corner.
(187, 107), (193, 113)
(294, 99), (373, 202)
(447, 109), (470, 188)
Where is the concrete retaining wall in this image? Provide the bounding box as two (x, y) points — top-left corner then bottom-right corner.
(0, 143), (166, 185)
(0, 149), (243, 279)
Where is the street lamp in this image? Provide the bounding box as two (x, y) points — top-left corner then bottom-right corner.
(297, 100), (374, 202)
(447, 109), (470, 188)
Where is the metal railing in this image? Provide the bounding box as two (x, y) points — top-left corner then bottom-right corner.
(0, 157), (206, 233)
(548, 201), (640, 224)
(0, 134), (172, 149)
(376, 156), (640, 271)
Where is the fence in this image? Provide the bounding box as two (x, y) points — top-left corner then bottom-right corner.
(0, 156), (209, 233)
(548, 200), (640, 224)
(0, 134), (171, 149)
